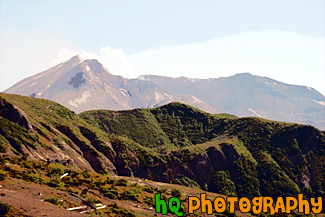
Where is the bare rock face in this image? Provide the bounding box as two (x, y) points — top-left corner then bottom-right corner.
(187, 152), (214, 186)
(0, 97), (33, 131)
(221, 143), (240, 162)
(206, 146), (229, 171)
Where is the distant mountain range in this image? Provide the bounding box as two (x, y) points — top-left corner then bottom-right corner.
(138, 74), (325, 130)
(5, 55), (215, 114)
(4, 55), (325, 130)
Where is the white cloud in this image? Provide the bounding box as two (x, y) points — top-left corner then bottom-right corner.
(50, 30), (325, 95)
(51, 47), (136, 78)
(96, 47), (135, 78)
(128, 30), (324, 95)
(50, 48), (80, 66)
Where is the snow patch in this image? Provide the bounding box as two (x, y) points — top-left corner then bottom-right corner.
(84, 65), (90, 72)
(137, 75), (150, 81)
(119, 89), (129, 97)
(312, 99), (325, 106)
(28, 82), (38, 88)
(69, 91), (91, 107)
(248, 108), (262, 118)
(155, 92), (167, 102)
(186, 77), (199, 83)
(281, 84), (288, 89)
(31, 73), (46, 81)
(191, 95), (203, 103)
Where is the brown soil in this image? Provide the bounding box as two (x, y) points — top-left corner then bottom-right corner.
(0, 177), (84, 217)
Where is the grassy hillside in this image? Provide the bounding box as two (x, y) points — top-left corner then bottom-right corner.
(81, 102), (325, 199)
(1, 154), (241, 217)
(0, 93), (324, 216)
(81, 103), (238, 148)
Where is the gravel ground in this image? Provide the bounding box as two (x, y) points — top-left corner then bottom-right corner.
(0, 178), (85, 217)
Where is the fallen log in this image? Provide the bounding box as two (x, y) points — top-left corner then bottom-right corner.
(68, 192), (97, 210)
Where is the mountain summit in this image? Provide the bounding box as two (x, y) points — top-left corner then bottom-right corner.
(5, 56), (216, 113)
(139, 74), (325, 130)
(4, 56), (324, 130)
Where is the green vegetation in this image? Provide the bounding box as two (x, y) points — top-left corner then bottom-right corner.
(115, 178), (128, 187)
(0, 202), (12, 216)
(108, 203), (138, 217)
(0, 92), (324, 212)
(0, 169), (7, 181)
(171, 188), (182, 198)
(210, 171), (236, 196)
(80, 103), (233, 148)
(44, 196), (64, 206)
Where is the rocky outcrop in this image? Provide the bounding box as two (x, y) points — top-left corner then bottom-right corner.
(187, 152), (214, 186)
(55, 125), (116, 174)
(0, 96), (33, 131)
(207, 144), (240, 171)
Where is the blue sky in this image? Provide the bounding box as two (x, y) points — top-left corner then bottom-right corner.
(1, 0), (324, 94)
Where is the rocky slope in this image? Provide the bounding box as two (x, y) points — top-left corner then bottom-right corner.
(0, 93), (324, 202)
(4, 56), (216, 114)
(2, 155), (251, 217)
(138, 74), (325, 130)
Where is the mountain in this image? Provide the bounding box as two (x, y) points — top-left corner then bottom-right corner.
(138, 74), (325, 130)
(1, 93), (324, 201)
(6, 55), (324, 130)
(4, 55), (216, 114)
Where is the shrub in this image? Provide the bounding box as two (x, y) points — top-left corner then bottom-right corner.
(47, 177), (62, 187)
(144, 196), (155, 207)
(0, 202), (11, 216)
(48, 166), (64, 187)
(85, 196), (101, 204)
(53, 138), (63, 149)
(157, 187), (168, 194)
(127, 187), (141, 195)
(81, 188), (88, 196)
(119, 189), (141, 202)
(0, 143), (7, 153)
(0, 170), (7, 181)
(81, 170), (91, 178)
(143, 186), (156, 193)
(109, 203), (137, 217)
(210, 171), (237, 196)
(0, 155), (5, 164)
(25, 173), (39, 183)
(44, 197), (64, 205)
(105, 191), (117, 199)
(120, 192), (140, 202)
(106, 177), (115, 184)
(101, 187), (119, 199)
(115, 179), (128, 187)
(50, 167), (64, 177)
(171, 188), (182, 198)
(173, 176), (200, 189)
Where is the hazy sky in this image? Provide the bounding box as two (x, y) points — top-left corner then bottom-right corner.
(1, 0), (324, 95)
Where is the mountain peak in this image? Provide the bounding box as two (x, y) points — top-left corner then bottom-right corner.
(66, 55), (83, 64)
(234, 72), (253, 77)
